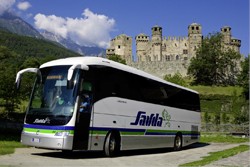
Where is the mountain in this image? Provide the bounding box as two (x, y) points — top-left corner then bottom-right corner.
(0, 12), (42, 38)
(0, 11), (106, 57)
(0, 30), (81, 59)
(0, 30), (81, 60)
(41, 31), (106, 56)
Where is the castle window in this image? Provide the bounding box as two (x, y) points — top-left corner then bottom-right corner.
(183, 49), (188, 54)
(118, 45), (121, 49)
(166, 55), (170, 61)
(154, 27), (157, 31)
(176, 55), (179, 60)
(196, 27), (199, 30)
(192, 26), (194, 30)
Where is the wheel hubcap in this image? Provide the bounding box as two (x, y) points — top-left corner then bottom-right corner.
(110, 138), (115, 151)
(176, 136), (181, 148)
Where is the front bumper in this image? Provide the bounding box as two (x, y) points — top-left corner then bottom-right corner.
(21, 130), (74, 150)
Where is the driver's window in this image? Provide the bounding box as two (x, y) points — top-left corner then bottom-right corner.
(79, 81), (92, 113)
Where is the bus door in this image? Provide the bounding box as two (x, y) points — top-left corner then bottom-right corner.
(73, 82), (93, 150)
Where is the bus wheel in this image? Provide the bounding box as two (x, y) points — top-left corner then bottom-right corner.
(104, 132), (120, 157)
(173, 134), (182, 151)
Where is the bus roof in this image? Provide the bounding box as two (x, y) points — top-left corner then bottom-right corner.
(40, 57), (198, 94)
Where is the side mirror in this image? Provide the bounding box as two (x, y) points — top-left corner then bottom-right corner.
(15, 68), (40, 90)
(67, 64), (89, 89)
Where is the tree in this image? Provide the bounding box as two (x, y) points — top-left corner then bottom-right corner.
(228, 91), (249, 125)
(18, 57), (41, 100)
(164, 72), (187, 86)
(107, 54), (126, 65)
(0, 46), (22, 112)
(188, 32), (241, 86)
(204, 111), (211, 123)
(237, 55), (249, 100)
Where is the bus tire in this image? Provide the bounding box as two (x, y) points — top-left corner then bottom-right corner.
(173, 134), (182, 151)
(104, 131), (120, 157)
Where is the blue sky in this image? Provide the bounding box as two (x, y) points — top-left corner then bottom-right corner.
(1, 0), (249, 57)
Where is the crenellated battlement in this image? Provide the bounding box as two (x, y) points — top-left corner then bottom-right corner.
(106, 23), (241, 78)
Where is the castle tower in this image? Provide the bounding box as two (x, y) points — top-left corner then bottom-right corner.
(231, 38), (241, 53)
(106, 34), (132, 63)
(188, 23), (202, 57)
(220, 26), (241, 53)
(135, 33), (149, 62)
(151, 25), (162, 61)
(221, 26), (232, 44)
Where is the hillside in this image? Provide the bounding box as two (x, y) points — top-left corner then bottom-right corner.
(0, 11), (105, 56)
(41, 31), (106, 56)
(0, 30), (81, 58)
(0, 12), (42, 38)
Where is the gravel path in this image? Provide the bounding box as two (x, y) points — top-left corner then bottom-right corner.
(0, 142), (249, 167)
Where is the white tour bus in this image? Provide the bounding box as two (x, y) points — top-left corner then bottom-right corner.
(16, 57), (200, 157)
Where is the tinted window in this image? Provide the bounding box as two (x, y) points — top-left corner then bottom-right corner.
(89, 66), (200, 112)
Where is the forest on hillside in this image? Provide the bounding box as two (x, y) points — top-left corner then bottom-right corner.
(0, 30), (80, 117)
(0, 30), (80, 58)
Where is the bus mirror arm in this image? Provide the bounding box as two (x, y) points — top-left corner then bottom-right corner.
(15, 68), (41, 90)
(67, 64), (88, 89)
(67, 64), (89, 81)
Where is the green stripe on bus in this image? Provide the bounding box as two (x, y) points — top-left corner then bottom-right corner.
(146, 129), (191, 134)
(90, 129), (194, 136)
(23, 128), (74, 135)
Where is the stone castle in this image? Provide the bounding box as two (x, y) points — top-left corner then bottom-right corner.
(106, 23), (241, 78)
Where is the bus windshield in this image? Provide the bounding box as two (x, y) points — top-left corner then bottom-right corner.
(25, 66), (80, 126)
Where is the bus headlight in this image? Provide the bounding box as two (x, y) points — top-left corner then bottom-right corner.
(55, 131), (70, 137)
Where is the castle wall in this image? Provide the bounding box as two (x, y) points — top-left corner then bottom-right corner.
(128, 60), (189, 79)
(107, 24), (241, 79)
(162, 37), (189, 61)
(106, 34), (132, 63)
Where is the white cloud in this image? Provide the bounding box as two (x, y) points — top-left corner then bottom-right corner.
(17, 1), (31, 11)
(0, 0), (15, 15)
(34, 14), (68, 38)
(34, 8), (115, 48)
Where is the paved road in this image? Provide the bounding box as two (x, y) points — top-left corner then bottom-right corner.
(0, 143), (249, 167)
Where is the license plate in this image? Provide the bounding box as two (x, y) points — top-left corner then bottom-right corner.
(32, 138), (40, 143)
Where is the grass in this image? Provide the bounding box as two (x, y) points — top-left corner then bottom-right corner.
(0, 133), (25, 156)
(188, 85), (243, 96)
(201, 133), (250, 143)
(180, 145), (250, 166)
(0, 140), (24, 155)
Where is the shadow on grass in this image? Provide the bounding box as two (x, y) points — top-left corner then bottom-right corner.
(0, 130), (21, 141)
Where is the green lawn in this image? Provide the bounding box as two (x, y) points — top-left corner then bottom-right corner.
(201, 133), (249, 143)
(179, 134), (250, 166)
(0, 141), (24, 155)
(0, 134), (25, 156)
(180, 145), (250, 166)
(188, 85), (243, 96)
